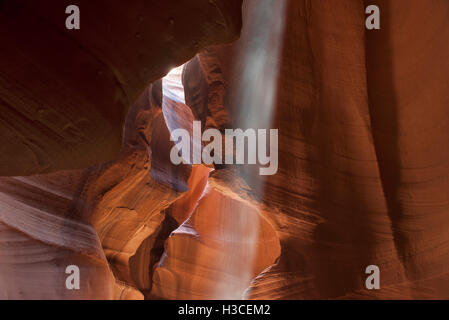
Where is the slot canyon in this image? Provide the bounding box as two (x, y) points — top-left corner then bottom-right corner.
(0, 0), (448, 300)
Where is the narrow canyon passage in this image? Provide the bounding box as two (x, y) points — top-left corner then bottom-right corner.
(0, 0), (448, 301)
(148, 59), (281, 299)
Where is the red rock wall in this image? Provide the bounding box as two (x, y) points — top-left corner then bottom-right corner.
(0, 0), (242, 176)
(210, 0), (449, 299)
(1, 0), (449, 300)
(0, 0), (243, 299)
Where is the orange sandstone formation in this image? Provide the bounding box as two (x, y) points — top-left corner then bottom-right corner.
(152, 169), (281, 299)
(0, 0), (242, 176)
(214, 0), (449, 299)
(0, 0), (448, 301)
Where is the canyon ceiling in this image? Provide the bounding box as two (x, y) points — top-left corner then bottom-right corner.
(0, 0), (448, 300)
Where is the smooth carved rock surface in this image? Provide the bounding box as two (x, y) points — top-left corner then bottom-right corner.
(1, 0), (448, 301)
(0, 84), (192, 299)
(152, 169), (281, 300)
(0, 170), (119, 299)
(207, 0), (449, 299)
(0, 0), (242, 177)
(77, 86), (193, 294)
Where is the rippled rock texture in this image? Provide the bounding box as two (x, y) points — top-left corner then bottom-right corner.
(1, 0), (449, 300)
(217, 0), (449, 299)
(0, 0), (242, 176)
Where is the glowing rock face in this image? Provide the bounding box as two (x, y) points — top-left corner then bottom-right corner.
(1, 0), (449, 301)
(152, 169), (281, 300)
